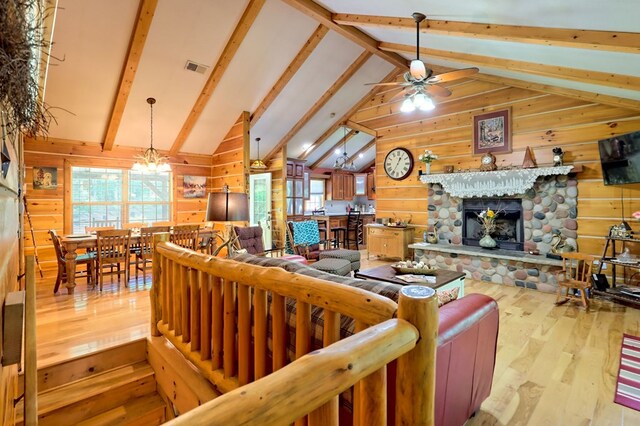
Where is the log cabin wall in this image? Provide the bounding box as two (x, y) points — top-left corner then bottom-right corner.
(0, 120), (21, 425)
(264, 147), (286, 247)
(359, 79), (640, 259)
(211, 112), (250, 194)
(23, 138), (212, 274)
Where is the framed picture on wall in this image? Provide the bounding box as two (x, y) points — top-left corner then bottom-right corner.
(33, 166), (57, 189)
(473, 108), (511, 156)
(183, 175), (207, 198)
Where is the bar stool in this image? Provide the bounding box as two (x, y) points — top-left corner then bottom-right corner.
(312, 210), (328, 242)
(331, 228), (345, 248)
(344, 211), (361, 250)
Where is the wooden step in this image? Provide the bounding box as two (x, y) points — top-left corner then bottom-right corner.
(16, 361), (156, 426)
(76, 393), (166, 426)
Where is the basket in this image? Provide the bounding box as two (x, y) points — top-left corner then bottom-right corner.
(391, 264), (437, 275)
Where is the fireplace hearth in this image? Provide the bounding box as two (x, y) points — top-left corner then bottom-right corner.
(462, 198), (523, 251)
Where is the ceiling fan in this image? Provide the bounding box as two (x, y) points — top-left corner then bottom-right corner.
(367, 12), (479, 112)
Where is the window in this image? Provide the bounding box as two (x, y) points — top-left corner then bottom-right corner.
(71, 167), (171, 233)
(304, 179), (325, 213)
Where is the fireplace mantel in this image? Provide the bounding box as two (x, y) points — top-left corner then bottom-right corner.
(419, 165), (575, 198)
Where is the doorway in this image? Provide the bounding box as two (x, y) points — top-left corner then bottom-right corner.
(249, 173), (272, 249)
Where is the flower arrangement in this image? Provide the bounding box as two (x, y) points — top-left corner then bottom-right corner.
(477, 208), (498, 236)
(418, 149), (438, 164)
(634, 211), (640, 221)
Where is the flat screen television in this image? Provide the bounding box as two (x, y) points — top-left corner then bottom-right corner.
(598, 130), (640, 185)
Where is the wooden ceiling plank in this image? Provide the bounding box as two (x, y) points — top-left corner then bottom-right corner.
(169, 0), (266, 156)
(299, 66), (402, 161)
(250, 24), (329, 127)
(102, 0), (159, 151)
(333, 14), (640, 54)
(309, 129), (357, 169)
(280, 0), (407, 69)
(263, 50), (373, 162)
(380, 42), (640, 92)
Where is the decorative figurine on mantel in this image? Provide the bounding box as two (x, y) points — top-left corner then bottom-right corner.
(522, 146), (537, 168)
(552, 147), (564, 166)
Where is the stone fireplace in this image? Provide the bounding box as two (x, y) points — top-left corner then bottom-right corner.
(462, 198), (524, 251)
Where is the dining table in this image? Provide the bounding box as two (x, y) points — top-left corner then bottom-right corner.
(60, 228), (216, 294)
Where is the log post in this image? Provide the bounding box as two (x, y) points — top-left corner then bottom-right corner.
(25, 256), (37, 426)
(151, 232), (170, 336)
(395, 285), (438, 426)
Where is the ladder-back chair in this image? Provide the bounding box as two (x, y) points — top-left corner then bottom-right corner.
(96, 229), (132, 291)
(50, 229), (96, 293)
(555, 252), (596, 309)
(170, 224), (200, 251)
(134, 226), (170, 280)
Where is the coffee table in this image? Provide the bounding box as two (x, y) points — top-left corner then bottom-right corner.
(355, 265), (465, 296)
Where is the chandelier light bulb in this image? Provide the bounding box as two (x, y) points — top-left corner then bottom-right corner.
(413, 93), (427, 108)
(419, 95), (435, 111)
(400, 97), (416, 113)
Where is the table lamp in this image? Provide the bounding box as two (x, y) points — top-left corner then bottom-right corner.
(205, 185), (249, 256)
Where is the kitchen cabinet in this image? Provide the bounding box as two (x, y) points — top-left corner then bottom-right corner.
(286, 158), (307, 216)
(329, 172), (354, 201)
(354, 174), (367, 196)
(366, 225), (414, 260)
(367, 172), (375, 200)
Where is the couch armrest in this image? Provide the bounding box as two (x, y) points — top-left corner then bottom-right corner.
(438, 293), (498, 345)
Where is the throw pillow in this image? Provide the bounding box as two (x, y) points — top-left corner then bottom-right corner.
(437, 287), (460, 307)
(292, 220), (320, 246)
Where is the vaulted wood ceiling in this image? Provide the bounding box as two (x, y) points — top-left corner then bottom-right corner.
(41, 0), (640, 171)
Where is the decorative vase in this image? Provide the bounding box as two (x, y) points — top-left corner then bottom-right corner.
(425, 162), (431, 175)
(479, 234), (497, 249)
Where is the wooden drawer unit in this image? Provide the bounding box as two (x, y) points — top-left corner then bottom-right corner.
(366, 225), (414, 260)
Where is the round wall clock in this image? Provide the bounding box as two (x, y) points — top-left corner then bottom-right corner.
(384, 148), (414, 180)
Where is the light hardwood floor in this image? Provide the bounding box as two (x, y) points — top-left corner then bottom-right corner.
(34, 255), (640, 424)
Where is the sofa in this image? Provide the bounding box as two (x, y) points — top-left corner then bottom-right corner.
(232, 253), (499, 426)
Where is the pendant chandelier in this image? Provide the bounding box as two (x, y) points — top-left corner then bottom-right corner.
(132, 97), (171, 172)
(333, 127), (357, 171)
(250, 137), (267, 169)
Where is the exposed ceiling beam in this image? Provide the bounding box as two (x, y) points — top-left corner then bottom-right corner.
(102, 0), (158, 151)
(299, 66), (402, 160)
(169, 0), (265, 155)
(263, 50), (372, 162)
(280, 0), (407, 69)
(346, 139), (376, 164)
(345, 119), (376, 136)
(250, 24), (329, 127)
(38, 0), (59, 104)
(309, 129), (357, 169)
(380, 42), (640, 92)
(333, 14), (640, 54)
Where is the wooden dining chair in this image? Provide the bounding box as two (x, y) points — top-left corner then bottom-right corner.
(555, 252), (596, 309)
(50, 230), (96, 293)
(96, 229), (132, 291)
(170, 224), (200, 251)
(85, 225), (115, 233)
(152, 221), (174, 227)
(134, 226), (170, 281)
(123, 222), (146, 230)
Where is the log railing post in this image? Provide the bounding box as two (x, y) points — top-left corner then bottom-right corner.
(24, 255), (37, 426)
(395, 286), (438, 426)
(151, 232), (170, 336)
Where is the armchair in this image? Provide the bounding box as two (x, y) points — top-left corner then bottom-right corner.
(286, 220), (332, 261)
(233, 225), (284, 257)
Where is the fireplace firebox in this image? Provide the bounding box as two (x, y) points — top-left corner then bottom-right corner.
(462, 198), (524, 251)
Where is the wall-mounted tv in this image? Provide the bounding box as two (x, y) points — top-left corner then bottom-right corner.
(598, 130), (640, 185)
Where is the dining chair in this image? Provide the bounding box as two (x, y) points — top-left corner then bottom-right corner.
(152, 221), (174, 227)
(96, 229), (132, 291)
(50, 230), (96, 293)
(555, 252), (596, 309)
(85, 225), (115, 233)
(123, 222), (146, 230)
(134, 226), (170, 281)
(170, 224), (200, 251)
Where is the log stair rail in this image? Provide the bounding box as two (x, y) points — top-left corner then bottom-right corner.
(150, 233), (439, 425)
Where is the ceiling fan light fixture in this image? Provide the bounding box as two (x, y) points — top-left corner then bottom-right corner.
(400, 97), (416, 113)
(410, 59), (426, 80)
(419, 95), (435, 111)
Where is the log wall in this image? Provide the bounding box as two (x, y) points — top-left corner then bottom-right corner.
(359, 78), (640, 258)
(23, 138), (213, 273)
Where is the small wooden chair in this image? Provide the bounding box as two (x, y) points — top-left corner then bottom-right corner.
(134, 226), (170, 280)
(555, 252), (596, 309)
(50, 230), (96, 293)
(96, 229), (132, 291)
(171, 224), (200, 251)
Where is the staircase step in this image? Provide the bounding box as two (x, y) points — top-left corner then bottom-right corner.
(76, 393), (166, 426)
(17, 361), (156, 426)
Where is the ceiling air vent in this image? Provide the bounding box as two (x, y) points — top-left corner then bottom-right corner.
(184, 60), (209, 74)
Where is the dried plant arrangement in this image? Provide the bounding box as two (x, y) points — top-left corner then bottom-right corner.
(1, 0), (53, 137)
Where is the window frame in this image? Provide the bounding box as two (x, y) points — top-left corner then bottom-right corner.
(64, 160), (173, 234)
(304, 178), (326, 214)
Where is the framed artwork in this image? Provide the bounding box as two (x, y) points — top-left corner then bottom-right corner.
(33, 166), (57, 189)
(473, 108), (511, 156)
(183, 175), (207, 198)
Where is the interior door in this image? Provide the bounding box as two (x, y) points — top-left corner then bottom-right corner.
(249, 173), (272, 249)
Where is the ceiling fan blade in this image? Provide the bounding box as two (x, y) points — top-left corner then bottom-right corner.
(389, 87), (413, 103)
(426, 67), (479, 84)
(425, 84), (452, 98)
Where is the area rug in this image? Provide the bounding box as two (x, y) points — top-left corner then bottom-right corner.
(615, 334), (640, 410)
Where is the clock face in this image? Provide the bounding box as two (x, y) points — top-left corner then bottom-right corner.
(482, 154), (493, 165)
(384, 148), (414, 180)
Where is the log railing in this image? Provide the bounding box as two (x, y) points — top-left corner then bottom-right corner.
(151, 234), (438, 425)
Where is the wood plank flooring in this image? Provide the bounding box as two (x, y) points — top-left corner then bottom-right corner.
(34, 254), (640, 424)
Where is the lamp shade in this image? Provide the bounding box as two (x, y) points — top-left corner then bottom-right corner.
(205, 192), (249, 222)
